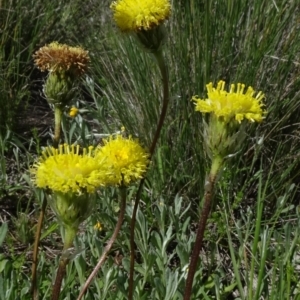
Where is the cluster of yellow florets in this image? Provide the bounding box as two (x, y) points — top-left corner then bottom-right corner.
(95, 134), (150, 186)
(110, 0), (171, 32)
(32, 136), (149, 194)
(192, 80), (265, 124)
(69, 106), (79, 118)
(192, 81), (266, 159)
(32, 144), (106, 194)
(33, 42), (90, 76)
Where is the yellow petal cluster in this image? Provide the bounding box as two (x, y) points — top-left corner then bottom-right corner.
(96, 134), (149, 186)
(33, 42), (90, 76)
(31, 144), (106, 194)
(110, 0), (171, 32)
(192, 81), (265, 123)
(69, 106), (79, 118)
(94, 221), (103, 231)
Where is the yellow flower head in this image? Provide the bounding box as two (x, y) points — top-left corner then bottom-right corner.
(69, 106), (79, 118)
(94, 221), (103, 231)
(31, 144), (107, 194)
(33, 42), (90, 76)
(192, 80), (265, 124)
(96, 134), (149, 186)
(110, 0), (171, 32)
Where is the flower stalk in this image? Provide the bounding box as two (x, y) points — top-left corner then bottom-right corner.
(74, 135), (148, 299)
(53, 106), (62, 148)
(31, 195), (47, 300)
(103, 2), (171, 298)
(183, 80), (266, 299)
(76, 186), (127, 300)
(128, 48), (169, 300)
(31, 44), (90, 299)
(183, 155), (223, 300)
(51, 225), (77, 300)
(31, 144), (105, 299)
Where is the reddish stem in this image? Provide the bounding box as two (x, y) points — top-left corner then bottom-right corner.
(128, 49), (169, 300)
(76, 186), (127, 300)
(31, 196), (47, 300)
(183, 156), (223, 300)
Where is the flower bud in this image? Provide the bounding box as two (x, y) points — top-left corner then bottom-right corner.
(43, 72), (77, 107)
(48, 191), (96, 230)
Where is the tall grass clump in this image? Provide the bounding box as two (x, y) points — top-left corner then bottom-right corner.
(86, 0), (300, 204)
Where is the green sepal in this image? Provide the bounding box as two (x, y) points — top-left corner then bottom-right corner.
(47, 191), (96, 230)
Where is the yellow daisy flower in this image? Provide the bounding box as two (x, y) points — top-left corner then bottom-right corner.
(31, 144), (107, 194)
(192, 80), (265, 124)
(96, 135), (149, 186)
(69, 106), (79, 118)
(110, 0), (171, 32)
(33, 42), (90, 76)
(94, 221), (103, 231)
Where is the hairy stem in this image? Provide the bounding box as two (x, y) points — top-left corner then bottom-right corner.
(31, 103), (62, 298)
(76, 186), (127, 300)
(51, 226), (77, 300)
(31, 96), (63, 299)
(128, 48), (169, 300)
(31, 195), (47, 300)
(183, 156), (223, 300)
(53, 106), (62, 148)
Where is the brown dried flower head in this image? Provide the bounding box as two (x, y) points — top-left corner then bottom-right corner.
(33, 42), (90, 77)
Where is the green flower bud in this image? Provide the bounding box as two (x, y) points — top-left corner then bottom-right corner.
(135, 24), (167, 53)
(44, 72), (77, 107)
(203, 115), (246, 159)
(48, 191), (96, 230)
